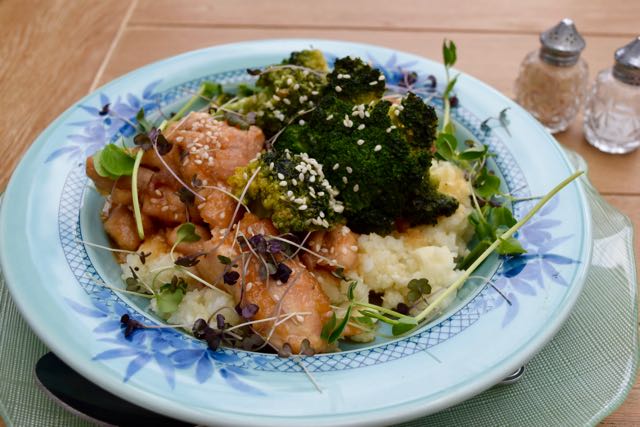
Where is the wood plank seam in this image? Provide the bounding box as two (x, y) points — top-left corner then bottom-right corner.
(89, 0), (139, 93)
(127, 22), (637, 39)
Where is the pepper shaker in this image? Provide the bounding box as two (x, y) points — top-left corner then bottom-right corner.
(514, 19), (589, 133)
(583, 37), (640, 154)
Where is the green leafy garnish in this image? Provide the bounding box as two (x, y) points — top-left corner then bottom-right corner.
(92, 144), (135, 179)
(217, 255), (232, 265)
(176, 222), (201, 243)
(392, 317), (418, 336)
(155, 278), (187, 316)
(321, 306), (353, 344)
(407, 278), (431, 303)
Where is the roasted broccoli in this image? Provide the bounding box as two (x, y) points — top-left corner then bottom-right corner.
(275, 57), (458, 234)
(225, 49), (329, 137)
(228, 149), (344, 233)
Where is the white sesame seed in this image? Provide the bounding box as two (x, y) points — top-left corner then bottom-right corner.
(311, 90), (318, 95)
(277, 173), (285, 180)
(378, 75), (385, 81)
(299, 204), (308, 211)
(394, 109), (401, 116)
(333, 163), (340, 170)
(335, 86), (342, 93)
(374, 145), (382, 152)
(283, 98), (291, 105)
(194, 159), (203, 165)
(357, 139), (365, 146)
(342, 176), (348, 184)
(294, 83), (300, 90)
(272, 95), (280, 101)
(299, 119), (305, 125)
(287, 190), (294, 197)
(280, 181), (287, 186)
(292, 179), (298, 186)
(346, 166), (353, 174)
(369, 81), (378, 86)
(353, 184), (359, 192)
(161, 206), (169, 212)
(358, 124), (365, 130)
(326, 114), (334, 121)
(286, 78), (293, 85)
(343, 74), (351, 79)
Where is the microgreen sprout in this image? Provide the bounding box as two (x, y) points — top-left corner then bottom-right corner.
(480, 108), (512, 136)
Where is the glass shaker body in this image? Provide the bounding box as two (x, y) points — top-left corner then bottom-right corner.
(514, 49), (589, 133)
(583, 68), (640, 154)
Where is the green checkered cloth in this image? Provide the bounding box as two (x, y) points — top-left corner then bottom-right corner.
(1, 153), (638, 426)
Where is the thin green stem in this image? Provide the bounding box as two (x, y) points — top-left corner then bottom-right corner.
(414, 170), (584, 323)
(131, 149), (145, 240)
(352, 301), (412, 320)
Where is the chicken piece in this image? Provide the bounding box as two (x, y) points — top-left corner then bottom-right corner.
(302, 225), (359, 271)
(142, 186), (188, 224)
(196, 187), (238, 229)
(86, 156), (114, 194)
(166, 112), (265, 184)
(166, 223), (212, 256)
(196, 213), (333, 353)
(103, 205), (142, 251)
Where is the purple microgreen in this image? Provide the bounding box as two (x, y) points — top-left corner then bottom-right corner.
(267, 240), (283, 254)
(133, 132), (152, 151)
(368, 290), (384, 306)
(216, 313), (226, 330)
(174, 252), (204, 267)
(192, 318), (209, 339)
(395, 302), (410, 315)
(177, 187), (196, 206)
(246, 68), (262, 76)
(427, 75), (437, 88)
(240, 334), (265, 351)
(223, 271), (240, 285)
(449, 95), (459, 108)
(299, 339), (315, 357)
(277, 342), (293, 358)
(98, 103), (110, 116)
(138, 251), (151, 265)
(248, 234), (267, 254)
(120, 314), (144, 338)
(271, 262), (292, 283)
(241, 303), (259, 320)
(191, 175), (203, 189)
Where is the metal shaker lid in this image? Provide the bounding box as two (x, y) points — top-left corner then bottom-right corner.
(539, 18), (586, 66)
(613, 37), (640, 86)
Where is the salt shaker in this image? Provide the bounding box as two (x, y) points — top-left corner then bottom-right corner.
(514, 19), (589, 133)
(583, 37), (640, 154)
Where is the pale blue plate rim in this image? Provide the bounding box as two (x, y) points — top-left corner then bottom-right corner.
(0, 39), (592, 426)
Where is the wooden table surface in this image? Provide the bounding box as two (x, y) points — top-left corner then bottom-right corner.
(0, 0), (638, 425)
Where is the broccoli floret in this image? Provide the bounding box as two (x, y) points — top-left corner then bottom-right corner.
(325, 56), (386, 105)
(225, 49), (329, 137)
(228, 150), (344, 233)
(275, 59), (458, 234)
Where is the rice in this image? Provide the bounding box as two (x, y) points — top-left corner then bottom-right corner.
(351, 160), (473, 315)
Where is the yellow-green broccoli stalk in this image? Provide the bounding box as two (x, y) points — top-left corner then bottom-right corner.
(229, 149), (344, 233)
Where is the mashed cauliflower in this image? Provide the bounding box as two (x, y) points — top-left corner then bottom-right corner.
(352, 160), (473, 313)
